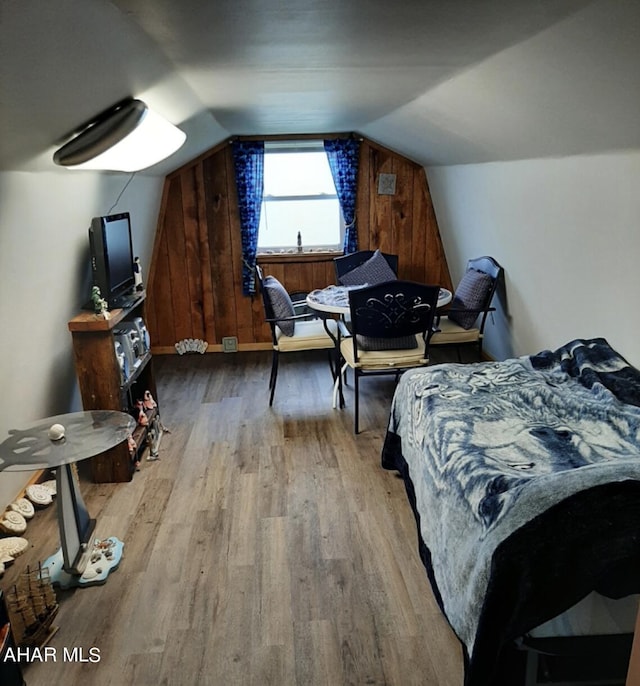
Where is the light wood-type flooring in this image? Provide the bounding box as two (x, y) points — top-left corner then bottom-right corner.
(2, 350), (464, 686)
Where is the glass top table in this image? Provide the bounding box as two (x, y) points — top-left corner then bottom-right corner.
(307, 284), (452, 314)
(0, 410), (135, 588)
(0, 410), (135, 472)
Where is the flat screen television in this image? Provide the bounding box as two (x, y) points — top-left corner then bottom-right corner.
(88, 212), (136, 308)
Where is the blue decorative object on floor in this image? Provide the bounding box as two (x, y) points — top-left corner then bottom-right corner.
(44, 537), (124, 589)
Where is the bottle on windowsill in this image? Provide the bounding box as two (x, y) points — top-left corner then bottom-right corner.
(297, 231), (303, 253)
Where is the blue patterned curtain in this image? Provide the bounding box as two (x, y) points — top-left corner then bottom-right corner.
(232, 140), (264, 295)
(324, 138), (360, 254)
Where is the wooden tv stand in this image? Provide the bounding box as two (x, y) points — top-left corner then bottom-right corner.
(68, 291), (159, 482)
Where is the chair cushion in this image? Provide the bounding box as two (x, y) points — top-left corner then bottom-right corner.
(275, 318), (338, 351)
(340, 334), (428, 370)
(447, 268), (494, 330)
(339, 249), (397, 286)
(431, 317), (480, 344)
(263, 275), (295, 336)
(356, 334), (418, 351)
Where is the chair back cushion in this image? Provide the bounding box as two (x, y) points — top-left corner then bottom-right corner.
(356, 334), (418, 351)
(339, 249), (397, 286)
(263, 276), (296, 336)
(348, 281), (439, 356)
(335, 250), (398, 282)
(448, 268), (494, 330)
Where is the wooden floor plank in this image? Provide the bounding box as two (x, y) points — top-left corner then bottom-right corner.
(2, 350), (463, 686)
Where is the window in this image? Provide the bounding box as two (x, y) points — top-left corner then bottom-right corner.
(258, 141), (343, 253)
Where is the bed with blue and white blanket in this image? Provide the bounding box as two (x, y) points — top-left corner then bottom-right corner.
(382, 338), (640, 685)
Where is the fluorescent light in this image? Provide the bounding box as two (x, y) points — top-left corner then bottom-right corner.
(53, 99), (186, 172)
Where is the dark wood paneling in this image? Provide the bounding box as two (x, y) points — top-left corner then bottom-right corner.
(419, 167), (453, 290)
(165, 174), (193, 343)
(225, 146), (255, 344)
(391, 156), (415, 276)
(147, 136), (452, 351)
(205, 151), (237, 343)
(195, 163), (216, 344)
(181, 170), (205, 341)
(148, 176), (181, 347)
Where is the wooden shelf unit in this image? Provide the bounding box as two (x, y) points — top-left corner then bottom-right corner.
(68, 291), (158, 482)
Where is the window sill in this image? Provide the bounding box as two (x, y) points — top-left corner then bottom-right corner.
(257, 251), (342, 264)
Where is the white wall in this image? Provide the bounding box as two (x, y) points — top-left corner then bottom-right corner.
(427, 150), (640, 366)
(0, 170), (163, 508)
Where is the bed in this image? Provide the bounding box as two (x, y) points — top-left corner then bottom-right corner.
(381, 338), (640, 685)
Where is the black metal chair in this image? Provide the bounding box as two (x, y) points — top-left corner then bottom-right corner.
(334, 249), (398, 284)
(430, 256), (504, 361)
(339, 280), (440, 433)
(256, 266), (338, 405)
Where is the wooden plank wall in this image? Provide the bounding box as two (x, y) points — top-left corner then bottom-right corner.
(146, 136), (452, 353)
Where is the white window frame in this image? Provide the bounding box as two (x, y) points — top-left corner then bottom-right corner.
(257, 140), (344, 254)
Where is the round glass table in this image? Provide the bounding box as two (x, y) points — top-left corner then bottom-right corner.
(306, 284), (453, 314)
(0, 410), (135, 588)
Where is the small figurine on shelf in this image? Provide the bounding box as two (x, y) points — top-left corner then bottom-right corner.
(135, 400), (149, 426)
(133, 256), (144, 291)
(127, 434), (141, 471)
(91, 286), (109, 320)
(143, 390), (157, 410)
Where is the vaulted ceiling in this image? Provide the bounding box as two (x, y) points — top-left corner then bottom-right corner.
(1, 0), (639, 174)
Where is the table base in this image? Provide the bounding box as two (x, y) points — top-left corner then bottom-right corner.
(333, 362), (349, 409)
(43, 537), (124, 589)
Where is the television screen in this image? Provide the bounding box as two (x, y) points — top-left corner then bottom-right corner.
(89, 212), (136, 308)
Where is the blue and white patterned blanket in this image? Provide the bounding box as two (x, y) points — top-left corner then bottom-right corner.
(382, 338), (640, 685)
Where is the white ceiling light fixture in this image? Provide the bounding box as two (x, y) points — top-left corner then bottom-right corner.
(53, 98), (186, 172)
